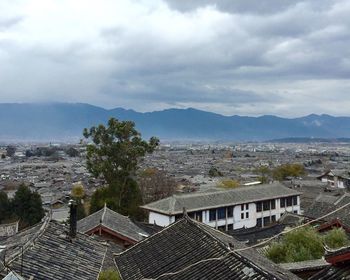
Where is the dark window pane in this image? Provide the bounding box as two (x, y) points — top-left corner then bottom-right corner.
(227, 207), (233, 218)
(256, 202), (262, 212)
(195, 211), (202, 222)
(280, 198), (285, 208)
(246, 204), (249, 210)
(271, 199), (276, 209)
(263, 216), (270, 227)
(257, 218), (262, 227)
(241, 204), (244, 211)
(271, 215), (276, 222)
(241, 213), (244, 219)
(227, 224), (233, 230)
(287, 197), (293, 207)
(246, 212), (249, 219)
(263, 200), (270, 211)
(218, 225), (226, 231)
(188, 212), (195, 219)
(218, 207), (226, 220)
(209, 209), (216, 221)
(293, 196), (298, 205)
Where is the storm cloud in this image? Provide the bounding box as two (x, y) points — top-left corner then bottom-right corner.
(0, 0), (350, 116)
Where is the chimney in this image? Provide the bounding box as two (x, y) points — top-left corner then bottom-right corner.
(69, 199), (77, 238)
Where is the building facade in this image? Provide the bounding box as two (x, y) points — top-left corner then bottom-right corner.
(143, 182), (301, 230)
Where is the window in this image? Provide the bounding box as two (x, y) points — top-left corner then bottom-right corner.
(175, 214), (182, 221)
(293, 210), (298, 214)
(227, 224), (233, 230)
(218, 225), (226, 232)
(287, 197), (293, 207)
(218, 207), (226, 220)
(280, 198), (285, 208)
(227, 207), (233, 218)
(241, 213), (244, 219)
(195, 211), (202, 222)
(271, 199), (276, 209)
(246, 212), (249, 219)
(241, 204), (244, 211)
(263, 200), (270, 211)
(246, 204), (249, 210)
(293, 196), (298, 206)
(209, 209), (216, 221)
(256, 202), (262, 212)
(188, 212), (195, 219)
(263, 216), (270, 227)
(257, 218), (262, 227)
(271, 215), (276, 223)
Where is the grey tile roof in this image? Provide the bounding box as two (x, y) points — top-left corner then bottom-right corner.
(115, 216), (301, 280)
(309, 264), (350, 280)
(304, 193), (350, 227)
(77, 205), (149, 242)
(0, 221), (108, 280)
(142, 182), (301, 215)
(279, 259), (330, 272)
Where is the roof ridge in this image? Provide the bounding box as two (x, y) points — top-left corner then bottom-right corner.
(101, 203), (107, 224)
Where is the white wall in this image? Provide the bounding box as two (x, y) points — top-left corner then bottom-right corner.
(149, 212), (173, 227)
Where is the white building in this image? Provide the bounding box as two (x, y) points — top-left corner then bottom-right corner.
(141, 182), (301, 230)
(317, 170), (350, 189)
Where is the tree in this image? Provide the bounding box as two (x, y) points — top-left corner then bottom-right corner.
(84, 118), (159, 217)
(12, 184), (45, 228)
(6, 145), (16, 157)
(272, 163), (306, 181)
(324, 228), (350, 249)
(138, 168), (177, 203)
(71, 182), (86, 220)
(209, 166), (223, 177)
(0, 191), (10, 223)
(66, 147), (80, 157)
(266, 227), (324, 263)
(255, 166), (271, 184)
(217, 179), (240, 189)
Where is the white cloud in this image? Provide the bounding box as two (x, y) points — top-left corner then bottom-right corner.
(0, 0), (349, 117)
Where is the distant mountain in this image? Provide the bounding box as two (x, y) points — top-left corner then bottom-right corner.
(1, 103), (350, 142)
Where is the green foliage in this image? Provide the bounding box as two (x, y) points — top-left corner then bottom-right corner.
(324, 228), (350, 249)
(272, 163), (306, 181)
(71, 182), (85, 199)
(98, 269), (121, 280)
(209, 166), (223, 177)
(6, 145), (16, 157)
(12, 184), (45, 228)
(266, 227), (324, 263)
(0, 191), (10, 223)
(84, 118), (158, 219)
(217, 179), (240, 189)
(255, 166), (271, 183)
(66, 147), (80, 157)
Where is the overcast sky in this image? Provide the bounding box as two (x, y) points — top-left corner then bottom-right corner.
(0, 0), (350, 117)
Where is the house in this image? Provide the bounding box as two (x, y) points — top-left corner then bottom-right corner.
(309, 245), (350, 279)
(0, 221), (18, 237)
(141, 182), (301, 230)
(317, 169), (350, 189)
(114, 215), (301, 280)
(77, 204), (149, 248)
(304, 192), (350, 228)
(0, 206), (113, 280)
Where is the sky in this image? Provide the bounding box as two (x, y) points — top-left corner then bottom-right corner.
(0, 0), (350, 117)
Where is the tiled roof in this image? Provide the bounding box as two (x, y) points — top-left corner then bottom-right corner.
(279, 259), (329, 272)
(304, 193), (350, 227)
(309, 264), (350, 279)
(0, 220), (108, 280)
(115, 216), (301, 280)
(142, 182), (301, 215)
(77, 205), (149, 242)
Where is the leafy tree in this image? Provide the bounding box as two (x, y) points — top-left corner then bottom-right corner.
(0, 191), (10, 223)
(6, 145), (16, 157)
(71, 182), (86, 220)
(272, 163), (306, 181)
(66, 147), (80, 157)
(12, 184), (45, 228)
(217, 179), (240, 189)
(266, 227), (324, 263)
(324, 228), (350, 249)
(209, 166), (223, 177)
(84, 118), (159, 217)
(138, 168), (177, 204)
(98, 269), (121, 280)
(255, 166), (270, 184)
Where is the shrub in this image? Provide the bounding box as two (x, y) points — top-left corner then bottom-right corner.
(98, 269), (121, 280)
(324, 228), (350, 249)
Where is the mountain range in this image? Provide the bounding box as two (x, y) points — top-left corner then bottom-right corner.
(1, 103), (350, 142)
